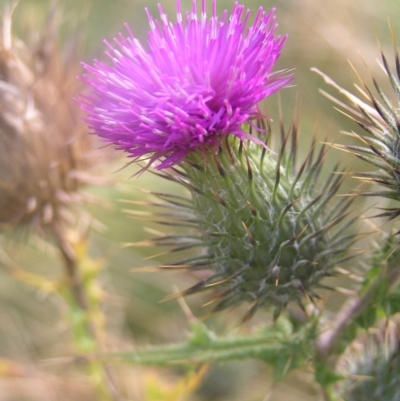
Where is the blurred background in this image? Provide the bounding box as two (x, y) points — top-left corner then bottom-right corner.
(0, 0), (399, 400)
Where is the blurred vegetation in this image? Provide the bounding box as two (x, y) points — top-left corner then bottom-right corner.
(1, 0), (399, 400)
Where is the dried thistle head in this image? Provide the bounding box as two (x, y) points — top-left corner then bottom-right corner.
(0, 4), (103, 232)
(314, 32), (400, 223)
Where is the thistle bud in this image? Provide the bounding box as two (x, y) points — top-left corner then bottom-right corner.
(144, 121), (358, 320)
(340, 318), (400, 401)
(314, 41), (400, 222)
(0, 6), (103, 232)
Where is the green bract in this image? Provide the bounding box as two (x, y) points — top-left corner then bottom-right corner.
(143, 121), (358, 320)
(341, 320), (400, 401)
(315, 46), (400, 223)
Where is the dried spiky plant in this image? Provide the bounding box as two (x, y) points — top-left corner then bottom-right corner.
(313, 33), (400, 224)
(133, 117), (360, 321)
(0, 6), (123, 398)
(0, 4), (102, 233)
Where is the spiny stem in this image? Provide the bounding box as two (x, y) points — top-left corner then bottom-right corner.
(53, 227), (89, 312)
(105, 319), (314, 375)
(316, 266), (400, 360)
(52, 226), (122, 401)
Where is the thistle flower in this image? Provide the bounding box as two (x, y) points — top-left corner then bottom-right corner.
(313, 39), (400, 223)
(80, 0), (290, 169)
(134, 120), (358, 320)
(0, 6), (102, 232)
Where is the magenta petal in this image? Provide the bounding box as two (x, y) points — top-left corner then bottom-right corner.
(79, 1), (291, 169)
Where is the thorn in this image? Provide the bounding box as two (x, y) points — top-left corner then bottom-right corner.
(336, 193), (359, 197)
(174, 285), (197, 322)
(161, 289), (187, 302)
(244, 150), (253, 182)
(143, 250), (173, 260)
(123, 240), (156, 247)
(130, 265), (191, 273)
(169, 279), (211, 301)
(273, 306), (284, 321)
(240, 300), (259, 327)
(294, 224), (309, 241)
(318, 90), (365, 120)
(385, 241), (400, 262)
(223, 136), (236, 164)
(246, 200), (257, 216)
(197, 312), (213, 322)
(144, 227), (165, 236)
(183, 159), (204, 172)
(156, 264), (192, 270)
(212, 153), (225, 176)
(271, 265), (280, 287)
(205, 276), (232, 287)
(130, 266), (161, 273)
(333, 287), (357, 296)
(242, 221), (256, 245)
(239, 140), (243, 157)
(212, 191), (228, 207)
(333, 267), (364, 282)
(206, 270), (243, 294)
(311, 67), (380, 118)
(202, 297), (220, 307)
(298, 282), (314, 304)
(202, 286), (235, 313)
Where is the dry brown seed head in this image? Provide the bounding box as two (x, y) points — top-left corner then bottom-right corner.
(0, 5), (104, 232)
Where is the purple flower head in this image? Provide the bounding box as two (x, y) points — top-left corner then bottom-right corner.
(80, 0), (291, 169)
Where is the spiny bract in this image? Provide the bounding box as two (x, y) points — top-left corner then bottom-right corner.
(139, 120), (358, 320)
(315, 41), (400, 224)
(340, 317), (400, 401)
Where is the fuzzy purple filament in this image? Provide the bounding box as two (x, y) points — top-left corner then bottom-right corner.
(80, 0), (291, 169)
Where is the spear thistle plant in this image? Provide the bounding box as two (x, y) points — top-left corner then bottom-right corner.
(80, 0), (360, 320)
(78, 0), (400, 399)
(1, 0), (400, 399)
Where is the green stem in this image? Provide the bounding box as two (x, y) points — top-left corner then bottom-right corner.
(111, 338), (281, 366)
(104, 319), (315, 381)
